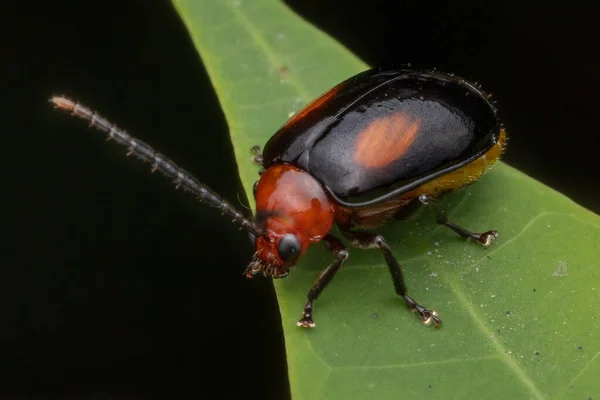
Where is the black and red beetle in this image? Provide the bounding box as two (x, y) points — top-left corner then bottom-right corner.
(51, 68), (506, 328)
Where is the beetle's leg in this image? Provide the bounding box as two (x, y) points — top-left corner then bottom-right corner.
(297, 234), (348, 328)
(419, 194), (498, 247)
(250, 145), (263, 165)
(250, 146), (266, 176)
(341, 229), (441, 326)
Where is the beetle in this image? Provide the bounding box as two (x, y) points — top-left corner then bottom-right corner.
(51, 67), (506, 328)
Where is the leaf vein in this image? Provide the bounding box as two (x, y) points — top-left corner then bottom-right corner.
(303, 332), (333, 372)
(443, 277), (547, 399)
(555, 350), (600, 400)
(333, 355), (500, 371)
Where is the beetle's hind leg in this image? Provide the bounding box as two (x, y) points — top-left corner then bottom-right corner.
(419, 194), (498, 247)
(341, 229), (441, 327)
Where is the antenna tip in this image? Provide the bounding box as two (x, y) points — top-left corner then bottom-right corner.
(49, 96), (75, 111)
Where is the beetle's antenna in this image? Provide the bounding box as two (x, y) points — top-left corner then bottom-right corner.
(50, 96), (265, 237)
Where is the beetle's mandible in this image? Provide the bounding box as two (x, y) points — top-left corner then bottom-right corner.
(51, 68), (506, 328)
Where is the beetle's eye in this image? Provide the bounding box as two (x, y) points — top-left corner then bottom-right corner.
(277, 234), (301, 264)
(248, 232), (256, 247)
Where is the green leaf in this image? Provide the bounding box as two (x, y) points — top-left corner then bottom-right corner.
(172, 1), (600, 399)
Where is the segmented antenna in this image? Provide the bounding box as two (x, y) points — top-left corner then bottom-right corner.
(50, 96), (264, 237)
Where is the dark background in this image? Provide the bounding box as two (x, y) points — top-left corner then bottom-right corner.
(1, 0), (598, 399)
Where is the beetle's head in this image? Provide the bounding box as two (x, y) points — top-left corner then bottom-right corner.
(244, 223), (303, 279)
(243, 164), (335, 279)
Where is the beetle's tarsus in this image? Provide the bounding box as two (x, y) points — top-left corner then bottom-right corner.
(251, 145), (263, 165)
(298, 301), (316, 328)
(403, 294), (442, 327)
(471, 230), (499, 247)
(297, 313), (316, 328)
(421, 310), (441, 326)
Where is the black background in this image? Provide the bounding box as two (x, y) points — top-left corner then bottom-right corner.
(1, 0), (598, 399)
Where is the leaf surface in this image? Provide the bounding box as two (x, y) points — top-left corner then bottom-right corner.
(172, 1), (600, 398)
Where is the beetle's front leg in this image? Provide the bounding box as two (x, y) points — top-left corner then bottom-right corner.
(341, 229), (441, 326)
(250, 145), (263, 165)
(419, 194), (498, 247)
(297, 234), (348, 328)
(250, 146), (266, 177)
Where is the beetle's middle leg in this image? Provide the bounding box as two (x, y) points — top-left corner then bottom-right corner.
(418, 194), (498, 247)
(340, 229), (441, 326)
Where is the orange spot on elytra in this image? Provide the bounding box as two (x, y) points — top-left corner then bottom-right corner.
(354, 112), (421, 169)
